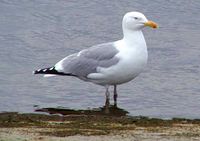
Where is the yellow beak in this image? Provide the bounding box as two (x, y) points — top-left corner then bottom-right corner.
(144, 21), (158, 29)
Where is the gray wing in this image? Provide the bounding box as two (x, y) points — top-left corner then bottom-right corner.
(55, 42), (119, 78)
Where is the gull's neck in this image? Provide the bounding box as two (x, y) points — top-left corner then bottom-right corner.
(122, 28), (146, 47)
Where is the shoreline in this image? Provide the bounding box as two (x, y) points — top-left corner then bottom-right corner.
(0, 112), (200, 141)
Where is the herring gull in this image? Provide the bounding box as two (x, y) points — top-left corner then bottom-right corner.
(34, 11), (158, 107)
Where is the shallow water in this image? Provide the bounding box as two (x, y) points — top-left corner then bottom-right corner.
(0, 0), (200, 119)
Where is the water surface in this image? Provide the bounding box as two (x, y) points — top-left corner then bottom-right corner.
(0, 0), (200, 118)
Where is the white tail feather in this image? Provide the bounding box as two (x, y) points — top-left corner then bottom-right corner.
(43, 74), (57, 77)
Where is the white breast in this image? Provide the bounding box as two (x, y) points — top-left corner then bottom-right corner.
(87, 31), (148, 85)
(106, 39), (147, 84)
(88, 40), (147, 85)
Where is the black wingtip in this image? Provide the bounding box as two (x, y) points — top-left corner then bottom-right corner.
(33, 70), (39, 74)
(33, 68), (50, 75)
(33, 67), (76, 76)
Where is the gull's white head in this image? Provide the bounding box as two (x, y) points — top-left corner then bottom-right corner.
(122, 12), (158, 31)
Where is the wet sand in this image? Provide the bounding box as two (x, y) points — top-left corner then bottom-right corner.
(0, 112), (200, 141)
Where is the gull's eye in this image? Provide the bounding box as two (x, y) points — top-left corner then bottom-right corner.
(134, 17), (139, 20)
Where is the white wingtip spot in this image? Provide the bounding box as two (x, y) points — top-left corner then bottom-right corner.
(43, 69), (47, 72)
(49, 67), (54, 70)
